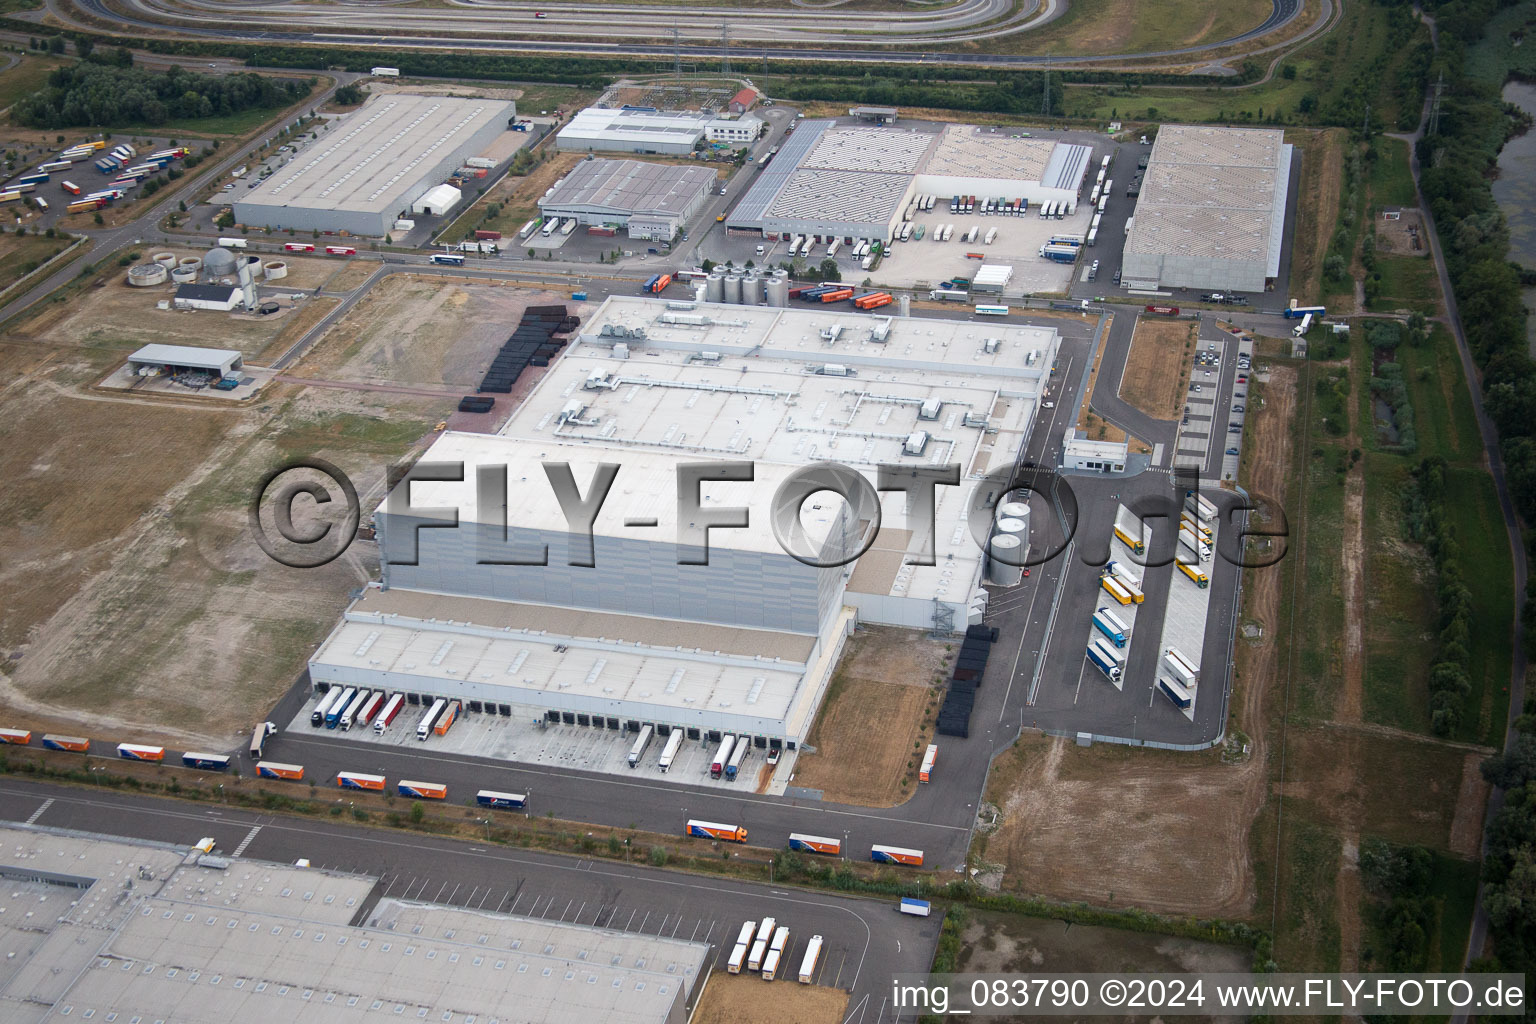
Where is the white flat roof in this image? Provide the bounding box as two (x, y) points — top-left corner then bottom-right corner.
(128, 343), (241, 366)
(557, 108), (709, 147)
(315, 595), (809, 721)
(0, 825), (705, 1024)
(238, 94), (514, 216)
(541, 158), (716, 217)
(377, 296), (1057, 606)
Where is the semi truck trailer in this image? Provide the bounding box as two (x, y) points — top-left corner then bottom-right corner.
(627, 724), (654, 767)
(1092, 608), (1129, 647)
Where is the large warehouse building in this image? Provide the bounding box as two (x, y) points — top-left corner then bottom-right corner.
(309, 297), (1060, 748)
(1120, 124), (1293, 293)
(233, 93), (516, 236)
(727, 120), (1093, 244)
(0, 825), (709, 1024)
(538, 158), (716, 241)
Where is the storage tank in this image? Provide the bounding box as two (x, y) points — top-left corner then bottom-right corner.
(995, 516), (1027, 537)
(722, 272), (742, 304)
(127, 262), (167, 287)
(202, 247), (237, 277)
(705, 269), (725, 303)
(987, 534), (1025, 586)
(741, 270), (760, 305)
(693, 281), (707, 303)
(898, 294), (911, 317)
(152, 252), (177, 268)
(998, 500), (1030, 520)
(178, 256), (202, 273)
(764, 269), (789, 307)
(263, 260), (288, 281)
(170, 266), (198, 284)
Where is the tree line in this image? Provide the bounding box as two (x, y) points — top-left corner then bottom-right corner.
(10, 63), (313, 129)
(1417, 0), (1536, 993)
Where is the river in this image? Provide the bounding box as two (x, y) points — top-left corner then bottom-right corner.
(1492, 81), (1536, 356)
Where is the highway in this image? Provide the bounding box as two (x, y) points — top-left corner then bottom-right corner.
(0, 777), (941, 1023)
(45, 0), (1310, 65)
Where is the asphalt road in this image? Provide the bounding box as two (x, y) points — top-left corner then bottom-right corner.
(48, 0), (1308, 65)
(0, 776), (941, 1022)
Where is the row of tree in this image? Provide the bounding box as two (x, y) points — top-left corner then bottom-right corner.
(1419, 0), (1536, 991)
(11, 64), (312, 129)
(1400, 457), (1477, 735)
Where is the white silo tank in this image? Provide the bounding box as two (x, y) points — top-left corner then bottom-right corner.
(998, 500), (1030, 520)
(765, 269), (789, 307)
(995, 516), (1026, 536)
(705, 269), (725, 303)
(988, 534), (1025, 586)
(722, 272), (742, 304)
(898, 294), (911, 317)
(742, 271), (760, 305)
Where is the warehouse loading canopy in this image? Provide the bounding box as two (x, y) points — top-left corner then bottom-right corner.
(127, 343), (243, 376)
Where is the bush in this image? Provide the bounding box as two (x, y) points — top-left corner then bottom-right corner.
(648, 845), (669, 867)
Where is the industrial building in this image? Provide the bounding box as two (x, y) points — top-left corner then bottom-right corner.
(556, 108), (762, 155)
(726, 120), (1092, 245)
(0, 825), (708, 1024)
(538, 158), (716, 241)
(1062, 429), (1129, 473)
(233, 93), (516, 236)
(127, 342), (244, 377)
(1121, 125), (1293, 293)
(310, 297), (1060, 748)
(173, 282), (243, 311)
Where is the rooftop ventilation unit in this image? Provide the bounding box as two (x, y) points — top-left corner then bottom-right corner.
(583, 369), (618, 390)
(903, 430), (931, 456)
(918, 398), (943, 421)
(813, 364), (852, 377)
(984, 337), (1001, 354)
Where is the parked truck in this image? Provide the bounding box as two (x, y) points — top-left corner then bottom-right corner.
(1112, 506), (1147, 555)
(919, 743), (937, 783)
(686, 819), (747, 842)
(1087, 638), (1124, 681)
(1177, 561), (1210, 588)
(338, 687), (373, 731)
(627, 724), (654, 767)
(1039, 243), (1079, 264)
(1186, 492), (1217, 523)
(1159, 676), (1194, 709)
(798, 935), (824, 984)
(249, 721), (276, 759)
(1092, 607), (1129, 647)
(324, 687), (356, 728)
(709, 735), (736, 778)
(727, 921), (757, 974)
(417, 698), (446, 740)
(657, 728), (683, 772)
(373, 693), (404, 732)
(1101, 575), (1134, 606)
(725, 735), (751, 780)
(1163, 647), (1199, 688)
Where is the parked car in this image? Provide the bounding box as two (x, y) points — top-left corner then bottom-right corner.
(1233, 404), (1245, 412)
(1226, 447), (1240, 456)
(1193, 384), (1202, 393)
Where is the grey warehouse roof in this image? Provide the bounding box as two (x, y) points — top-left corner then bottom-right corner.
(239, 94), (515, 218)
(0, 825), (707, 1024)
(542, 158), (717, 217)
(173, 283), (240, 302)
(1125, 124), (1291, 271)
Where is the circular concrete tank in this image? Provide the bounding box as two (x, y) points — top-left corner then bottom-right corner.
(178, 257), (202, 272)
(170, 266), (198, 284)
(998, 500), (1031, 520)
(152, 252), (177, 268)
(987, 535), (1024, 586)
(995, 516), (1026, 536)
(263, 261), (288, 281)
(127, 263), (168, 287)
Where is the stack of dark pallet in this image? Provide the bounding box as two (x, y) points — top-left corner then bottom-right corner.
(458, 396), (495, 413)
(476, 305), (570, 393)
(937, 626), (995, 738)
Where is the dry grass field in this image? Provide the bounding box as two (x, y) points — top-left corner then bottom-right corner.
(1120, 317), (1196, 420)
(690, 973), (847, 1024)
(791, 626), (947, 807)
(0, 262), (462, 747)
(956, 909), (1250, 975)
(11, 248), (340, 362)
(294, 274), (575, 387)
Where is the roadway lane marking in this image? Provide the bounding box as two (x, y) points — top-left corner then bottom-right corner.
(277, 734), (969, 832)
(0, 782), (877, 979)
(24, 798), (52, 825)
(231, 825), (262, 857)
